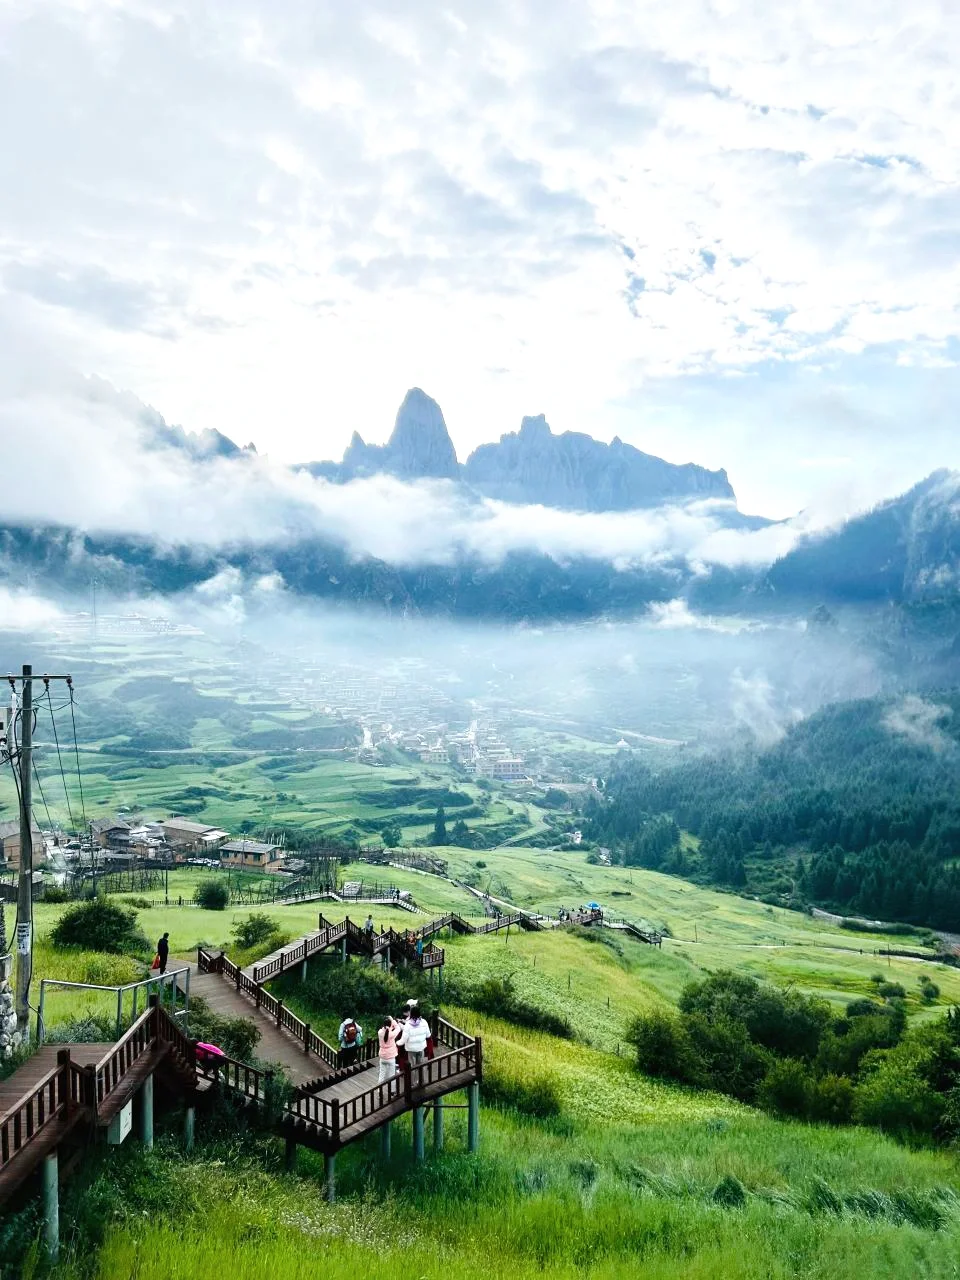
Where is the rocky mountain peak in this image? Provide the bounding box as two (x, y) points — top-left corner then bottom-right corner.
(386, 388), (460, 480)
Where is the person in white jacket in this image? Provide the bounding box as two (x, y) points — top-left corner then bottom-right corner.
(399, 1002), (431, 1066)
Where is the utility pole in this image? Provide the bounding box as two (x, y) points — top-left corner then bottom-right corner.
(6, 667), (76, 1047)
(15, 664), (33, 1044)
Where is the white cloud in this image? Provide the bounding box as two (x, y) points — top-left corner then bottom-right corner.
(0, 0), (959, 517)
(883, 695), (954, 753)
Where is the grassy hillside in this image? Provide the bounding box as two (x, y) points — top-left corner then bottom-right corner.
(13, 850), (960, 1278)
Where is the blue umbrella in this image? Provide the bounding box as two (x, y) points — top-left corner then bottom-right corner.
(587, 901), (601, 910)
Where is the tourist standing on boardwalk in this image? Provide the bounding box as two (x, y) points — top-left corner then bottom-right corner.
(157, 932), (169, 975)
(401, 1002), (430, 1066)
(378, 1016), (401, 1083)
(338, 1015), (363, 1066)
(364, 914), (375, 939)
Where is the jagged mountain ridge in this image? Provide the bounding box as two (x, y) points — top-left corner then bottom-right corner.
(301, 387), (736, 512)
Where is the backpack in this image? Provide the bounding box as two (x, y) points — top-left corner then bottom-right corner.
(344, 1021), (359, 1045)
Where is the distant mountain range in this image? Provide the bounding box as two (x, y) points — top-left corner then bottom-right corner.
(300, 387), (738, 513)
(0, 385), (958, 640)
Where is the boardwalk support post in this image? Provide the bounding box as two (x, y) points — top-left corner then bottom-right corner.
(42, 1151), (59, 1260)
(412, 1106), (425, 1162)
(380, 1120), (392, 1160)
(285, 1136), (297, 1172)
(467, 1083), (479, 1153)
(433, 1100), (444, 1152)
(301, 958), (308, 983)
(340, 937), (347, 964)
(184, 1105), (195, 1153)
(324, 1153), (336, 1202)
(140, 1073), (154, 1151)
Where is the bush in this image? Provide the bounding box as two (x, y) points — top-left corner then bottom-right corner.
(50, 899), (149, 955)
(457, 975), (573, 1039)
(231, 913), (281, 950)
(194, 881), (230, 910)
(188, 996), (260, 1061)
(678, 971), (830, 1061)
(625, 1009), (697, 1082)
(878, 981), (906, 999)
(42, 884), (71, 903)
(758, 1058), (813, 1117)
(809, 1074), (856, 1125)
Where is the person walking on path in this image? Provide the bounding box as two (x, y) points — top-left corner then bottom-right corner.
(400, 1002), (430, 1067)
(377, 1016), (401, 1085)
(364, 913), (375, 940)
(338, 1015), (363, 1067)
(157, 932), (170, 975)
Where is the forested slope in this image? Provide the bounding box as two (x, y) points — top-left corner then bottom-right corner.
(584, 693), (960, 929)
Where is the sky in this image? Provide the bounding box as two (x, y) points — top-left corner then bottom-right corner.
(1, 0), (959, 521)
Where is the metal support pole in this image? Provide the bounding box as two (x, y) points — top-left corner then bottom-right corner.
(285, 1136), (297, 1172)
(116, 987), (123, 1039)
(380, 1119), (392, 1160)
(412, 1106), (425, 1162)
(140, 1073), (154, 1151)
(301, 958), (307, 983)
(433, 1099), (444, 1151)
(184, 965), (190, 1035)
(184, 1105), (195, 1152)
(340, 937), (347, 964)
(37, 980), (45, 1046)
(467, 1083), (479, 1153)
(42, 1151), (59, 1260)
(132, 985), (138, 1022)
(324, 1153), (336, 1202)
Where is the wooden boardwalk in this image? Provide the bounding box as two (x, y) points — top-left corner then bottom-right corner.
(187, 966), (327, 1086)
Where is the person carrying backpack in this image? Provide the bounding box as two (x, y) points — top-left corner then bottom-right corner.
(338, 1015), (363, 1067)
(156, 932), (170, 975)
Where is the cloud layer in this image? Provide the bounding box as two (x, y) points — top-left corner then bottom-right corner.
(0, 344), (816, 569)
(1, 1), (959, 517)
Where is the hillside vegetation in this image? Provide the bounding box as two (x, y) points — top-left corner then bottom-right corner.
(585, 693), (960, 929)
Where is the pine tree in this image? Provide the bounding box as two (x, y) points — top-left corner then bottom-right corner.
(432, 805), (448, 846)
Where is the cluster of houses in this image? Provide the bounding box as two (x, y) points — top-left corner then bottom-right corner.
(0, 815), (298, 875)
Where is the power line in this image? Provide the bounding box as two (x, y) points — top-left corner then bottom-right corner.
(32, 757), (55, 834)
(43, 682), (75, 833)
(68, 681), (87, 835)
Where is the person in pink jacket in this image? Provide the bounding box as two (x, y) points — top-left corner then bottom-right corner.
(377, 1015), (401, 1084)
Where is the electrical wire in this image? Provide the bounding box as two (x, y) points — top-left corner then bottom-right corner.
(68, 682), (88, 836)
(32, 756), (56, 834)
(44, 683), (76, 833)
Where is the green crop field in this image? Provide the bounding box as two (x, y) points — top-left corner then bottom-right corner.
(31, 852), (960, 1280)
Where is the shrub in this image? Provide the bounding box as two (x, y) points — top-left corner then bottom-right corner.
(877, 981), (905, 999)
(194, 881), (230, 910)
(461, 975), (574, 1039)
(919, 977), (940, 1003)
(625, 1009), (697, 1082)
(809, 1073), (856, 1125)
(758, 1058), (813, 1117)
(712, 1174), (747, 1207)
(188, 996), (260, 1061)
(50, 899), (149, 955)
(231, 913), (281, 950)
(678, 971), (830, 1062)
(42, 884), (71, 903)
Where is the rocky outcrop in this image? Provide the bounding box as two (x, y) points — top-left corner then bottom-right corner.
(463, 414), (735, 511)
(301, 392), (734, 511)
(335, 389), (460, 482)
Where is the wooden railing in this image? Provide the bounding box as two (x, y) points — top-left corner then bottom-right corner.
(92, 1006), (159, 1110)
(251, 918), (347, 983)
(0, 1050), (85, 1176)
(288, 1039), (481, 1140)
(199, 945), (373, 1070)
